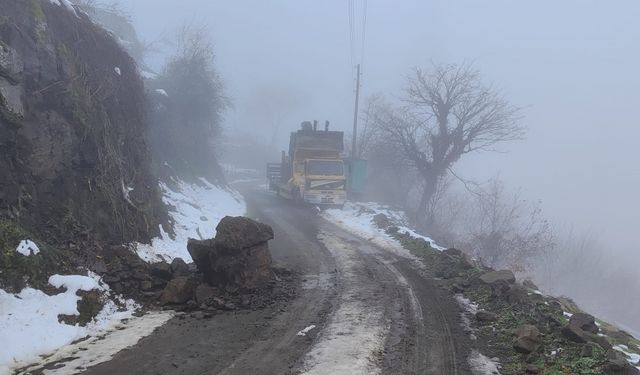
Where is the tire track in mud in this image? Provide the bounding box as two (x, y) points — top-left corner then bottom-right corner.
(312, 219), (471, 375)
(297, 230), (390, 375)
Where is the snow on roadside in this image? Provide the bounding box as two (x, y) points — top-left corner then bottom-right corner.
(134, 178), (246, 263)
(19, 311), (173, 374)
(613, 345), (640, 369)
(322, 201), (444, 260)
(0, 274), (139, 374)
(468, 350), (501, 375)
(456, 294), (479, 338)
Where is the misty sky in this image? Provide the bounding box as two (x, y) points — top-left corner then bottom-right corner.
(123, 0), (639, 259)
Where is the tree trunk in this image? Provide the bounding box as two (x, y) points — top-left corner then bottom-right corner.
(415, 174), (438, 230)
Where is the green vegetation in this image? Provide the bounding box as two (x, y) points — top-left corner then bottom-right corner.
(0, 219), (46, 291)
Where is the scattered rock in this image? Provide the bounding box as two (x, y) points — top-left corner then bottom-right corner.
(561, 323), (589, 343)
(150, 262), (172, 280)
(581, 343), (595, 357)
(604, 349), (640, 375)
(372, 213), (391, 229)
(459, 254), (477, 270)
(140, 281), (154, 291)
(479, 270), (516, 285)
(170, 258), (191, 278)
(513, 324), (542, 354)
(570, 312), (599, 334)
(522, 279), (539, 291)
(195, 283), (218, 305)
(561, 323), (611, 350)
(160, 277), (196, 305)
(505, 284), (529, 305)
(524, 364), (540, 374)
(476, 310), (497, 322)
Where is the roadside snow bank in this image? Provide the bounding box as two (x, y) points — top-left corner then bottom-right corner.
(468, 350), (501, 375)
(0, 274), (139, 374)
(135, 178), (246, 262)
(322, 202), (444, 257)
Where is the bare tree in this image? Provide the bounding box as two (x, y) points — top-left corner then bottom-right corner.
(372, 62), (525, 228)
(466, 177), (554, 271)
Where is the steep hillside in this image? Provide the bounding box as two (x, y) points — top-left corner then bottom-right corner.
(0, 0), (166, 242)
(0, 0), (168, 290)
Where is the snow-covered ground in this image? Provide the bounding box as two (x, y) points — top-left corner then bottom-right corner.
(135, 178), (246, 262)
(322, 201), (444, 256)
(0, 178), (244, 374)
(0, 273), (140, 374)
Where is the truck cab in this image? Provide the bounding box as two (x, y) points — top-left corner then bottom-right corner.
(267, 121), (347, 207)
(301, 159), (346, 206)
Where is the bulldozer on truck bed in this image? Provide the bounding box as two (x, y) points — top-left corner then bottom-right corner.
(267, 121), (347, 207)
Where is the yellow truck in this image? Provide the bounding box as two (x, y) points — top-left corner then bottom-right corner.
(267, 121), (347, 207)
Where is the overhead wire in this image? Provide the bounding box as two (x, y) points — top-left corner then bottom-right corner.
(347, 0), (368, 83)
(348, 0), (355, 77)
(360, 0), (368, 70)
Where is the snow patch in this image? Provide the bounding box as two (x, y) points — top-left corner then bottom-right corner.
(614, 345), (640, 367)
(155, 89), (168, 97)
(49, 274), (101, 292)
(134, 178), (246, 262)
(468, 350), (501, 375)
(322, 201), (442, 262)
(15, 239), (39, 256)
(20, 311), (174, 374)
(296, 325), (317, 336)
(456, 294), (479, 339)
(140, 70), (157, 79)
(0, 274), (139, 374)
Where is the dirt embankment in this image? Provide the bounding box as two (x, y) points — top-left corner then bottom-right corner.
(0, 0), (167, 290)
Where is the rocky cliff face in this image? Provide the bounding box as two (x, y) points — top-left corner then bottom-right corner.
(0, 0), (166, 244)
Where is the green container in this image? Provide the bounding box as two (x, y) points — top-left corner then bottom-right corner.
(346, 158), (368, 194)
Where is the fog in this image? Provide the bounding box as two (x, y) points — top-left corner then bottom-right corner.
(122, 1), (639, 331)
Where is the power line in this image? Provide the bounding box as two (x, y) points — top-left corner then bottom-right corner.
(360, 0), (368, 69)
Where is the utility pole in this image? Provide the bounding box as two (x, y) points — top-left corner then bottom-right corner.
(351, 63), (361, 159)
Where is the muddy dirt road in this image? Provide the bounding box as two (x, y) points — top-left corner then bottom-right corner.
(80, 187), (472, 375)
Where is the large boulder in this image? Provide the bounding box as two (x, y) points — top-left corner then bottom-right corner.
(187, 216), (273, 290)
(214, 216), (274, 250)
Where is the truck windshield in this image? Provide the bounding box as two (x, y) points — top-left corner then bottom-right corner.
(306, 160), (344, 176)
